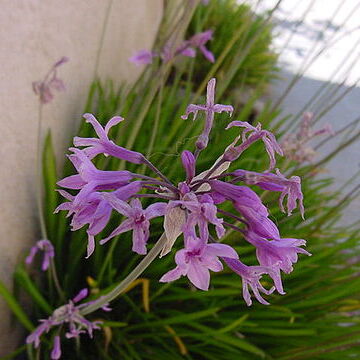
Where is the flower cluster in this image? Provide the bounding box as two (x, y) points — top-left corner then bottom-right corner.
(56, 78), (310, 307)
(129, 30), (215, 65)
(281, 112), (333, 163)
(26, 239), (55, 271)
(26, 288), (110, 359)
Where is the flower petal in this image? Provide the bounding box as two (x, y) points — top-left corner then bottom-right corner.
(187, 263), (210, 291)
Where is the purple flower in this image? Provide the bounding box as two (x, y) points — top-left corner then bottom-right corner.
(129, 50), (156, 65)
(58, 148), (133, 205)
(246, 231), (311, 274)
(160, 234), (238, 290)
(100, 196), (167, 255)
(209, 180), (268, 215)
(32, 56), (69, 104)
(26, 288), (106, 359)
(223, 257), (284, 306)
(56, 182), (142, 258)
(233, 169), (305, 218)
(224, 121), (283, 170)
(74, 113), (144, 164)
(182, 78), (233, 150)
(26, 239), (55, 271)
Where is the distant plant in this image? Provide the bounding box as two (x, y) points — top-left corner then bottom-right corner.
(187, 0), (278, 93)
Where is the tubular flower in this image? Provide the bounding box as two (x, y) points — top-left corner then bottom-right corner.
(224, 121), (283, 170)
(223, 257), (284, 306)
(246, 231), (311, 274)
(55, 78), (308, 310)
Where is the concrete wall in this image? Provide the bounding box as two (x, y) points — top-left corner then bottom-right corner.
(0, 0), (162, 354)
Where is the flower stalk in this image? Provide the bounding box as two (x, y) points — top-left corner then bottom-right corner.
(80, 233), (167, 315)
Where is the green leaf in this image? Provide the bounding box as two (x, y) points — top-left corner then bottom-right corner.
(42, 130), (59, 241)
(14, 265), (52, 314)
(0, 279), (33, 331)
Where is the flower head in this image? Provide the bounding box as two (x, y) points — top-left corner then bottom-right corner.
(169, 192), (225, 241)
(246, 231), (311, 274)
(179, 30), (215, 63)
(55, 78), (309, 307)
(26, 239), (55, 271)
(55, 182), (142, 258)
(233, 168), (305, 218)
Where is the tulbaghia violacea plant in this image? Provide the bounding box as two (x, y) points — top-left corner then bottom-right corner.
(29, 78), (310, 356)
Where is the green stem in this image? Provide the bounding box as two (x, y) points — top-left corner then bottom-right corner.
(80, 233), (167, 315)
(36, 104), (47, 240)
(36, 104), (65, 300)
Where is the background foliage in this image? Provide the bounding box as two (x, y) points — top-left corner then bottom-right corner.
(1, 1), (359, 359)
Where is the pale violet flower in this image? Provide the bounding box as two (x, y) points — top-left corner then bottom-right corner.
(26, 288), (108, 359)
(100, 196), (167, 255)
(246, 231), (311, 274)
(160, 233), (238, 290)
(223, 257), (284, 306)
(233, 168), (305, 218)
(224, 121), (283, 170)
